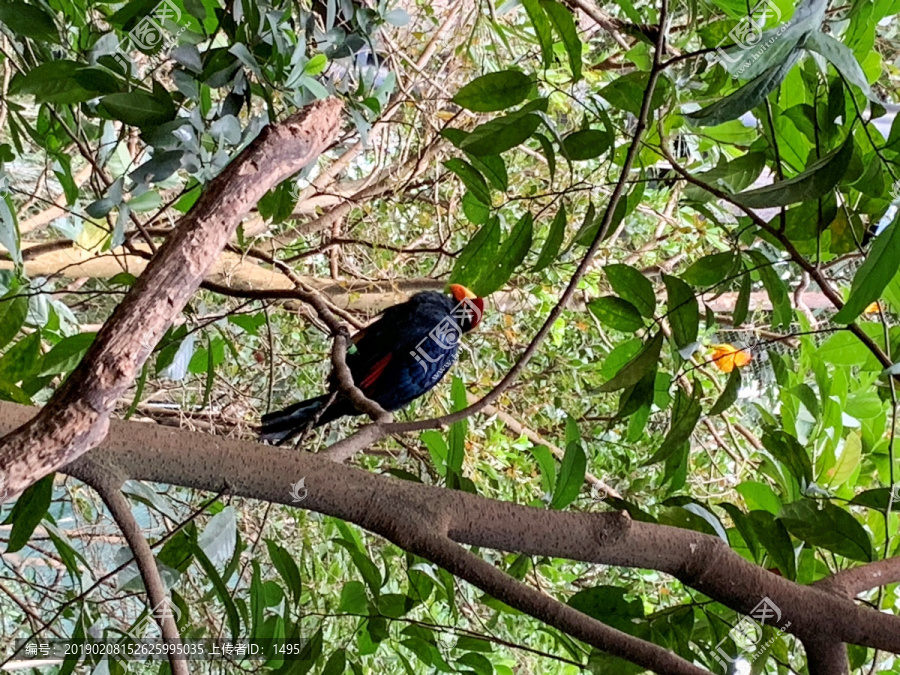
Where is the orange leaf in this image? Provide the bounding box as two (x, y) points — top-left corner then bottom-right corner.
(711, 344), (752, 373)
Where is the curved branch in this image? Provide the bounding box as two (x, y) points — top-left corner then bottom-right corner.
(0, 403), (888, 659)
(80, 464), (188, 675)
(0, 98), (344, 500)
(815, 556), (900, 597)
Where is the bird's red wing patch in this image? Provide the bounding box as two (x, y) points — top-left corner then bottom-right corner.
(359, 353), (392, 392)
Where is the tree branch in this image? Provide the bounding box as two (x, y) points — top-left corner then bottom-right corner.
(0, 98), (344, 500)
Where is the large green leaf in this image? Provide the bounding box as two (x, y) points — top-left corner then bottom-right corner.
(588, 296), (644, 333)
(833, 214), (900, 324)
(450, 217), (501, 287)
(804, 31), (878, 102)
(521, 0), (554, 69)
(646, 384), (702, 464)
(451, 71), (532, 112)
(533, 205), (566, 272)
(4, 475), (54, 553)
(684, 152), (766, 203)
(747, 510), (796, 579)
(605, 264), (656, 318)
(443, 158), (491, 205)
(732, 135), (853, 208)
(471, 213), (533, 296)
(561, 129), (611, 160)
(599, 331), (663, 392)
(0, 1), (60, 44)
(540, 0), (582, 80)
(460, 112), (542, 157)
(686, 49), (802, 127)
(0, 293), (28, 350)
(780, 500), (873, 562)
(681, 251), (739, 287)
(550, 417), (586, 509)
(663, 274), (699, 351)
(762, 430), (813, 486)
(99, 90), (177, 128)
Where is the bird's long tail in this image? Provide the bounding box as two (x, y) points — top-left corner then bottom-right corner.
(258, 394), (341, 445)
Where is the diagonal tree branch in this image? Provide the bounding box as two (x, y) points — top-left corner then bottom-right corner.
(0, 99), (344, 501)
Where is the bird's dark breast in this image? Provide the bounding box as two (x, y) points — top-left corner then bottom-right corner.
(347, 293), (461, 410)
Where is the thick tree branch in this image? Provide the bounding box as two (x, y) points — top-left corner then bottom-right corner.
(0, 99), (344, 500)
(3, 404), (897, 665)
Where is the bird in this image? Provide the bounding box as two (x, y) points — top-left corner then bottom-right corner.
(258, 284), (485, 445)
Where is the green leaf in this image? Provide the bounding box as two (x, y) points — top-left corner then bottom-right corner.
(460, 112), (542, 156)
(762, 430), (813, 486)
(561, 129), (611, 160)
(804, 31), (878, 102)
(40, 333), (96, 376)
(446, 376), (468, 490)
(451, 71), (532, 112)
(747, 510), (796, 579)
(450, 217), (500, 289)
(4, 475), (53, 553)
(529, 444), (556, 494)
(303, 53), (328, 76)
(540, 0), (582, 79)
(0, 195), (20, 269)
(681, 251), (738, 287)
(99, 90), (177, 128)
(736, 481), (782, 514)
(833, 214), (900, 323)
(466, 154), (508, 192)
(826, 432), (861, 487)
(534, 132), (556, 182)
(733, 269), (751, 327)
(588, 296), (644, 333)
(533, 205), (566, 272)
(471, 213), (533, 296)
(0, 293), (28, 350)
(550, 417), (585, 509)
(338, 580), (368, 614)
(599, 331), (663, 392)
(684, 153), (767, 203)
(605, 264), (656, 318)
(663, 274), (699, 350)
(732, 135), (854, 208)
(321, 650), (347, 675)
(0, 332), (41, 384)
(710, 368), (742, 415)
(443, 158), (491, 205)
(746, 250), (792, 328)
(521, 0), (554, 69)
(646, 384), (702, 464)
(265, 539), (304, 603)
(599, 71), (668, 116)
(686, 50), (802, 126)
(780, 500), (873, 562)
(0, 2), (59, 44)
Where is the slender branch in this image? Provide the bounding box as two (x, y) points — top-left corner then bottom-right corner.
(84, 467), (188, 675)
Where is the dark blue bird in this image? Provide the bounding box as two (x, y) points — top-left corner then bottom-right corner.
(259, 285), (484, 444)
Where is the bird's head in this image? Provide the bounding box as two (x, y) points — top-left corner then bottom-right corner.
(449, 284), (484, 332)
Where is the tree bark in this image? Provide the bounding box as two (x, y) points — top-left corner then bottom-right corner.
(0, 99), (343, 500)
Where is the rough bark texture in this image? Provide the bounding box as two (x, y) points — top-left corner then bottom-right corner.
(0, 99), (343, 499)
(0, 403), (894, 665)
